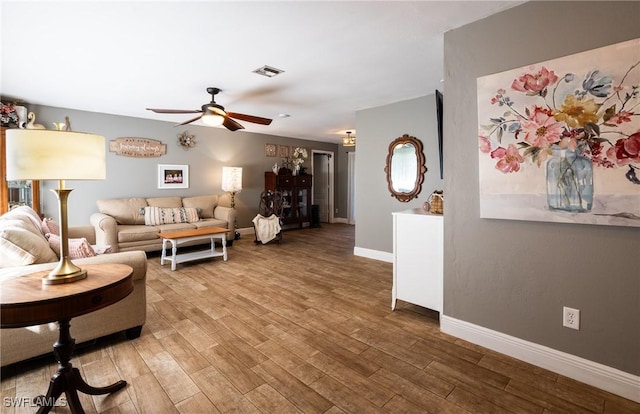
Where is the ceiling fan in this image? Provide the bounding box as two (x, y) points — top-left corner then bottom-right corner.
(146, 87), (272, 131)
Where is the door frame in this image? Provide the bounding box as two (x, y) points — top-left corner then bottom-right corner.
(311, 150), (335, 224)
(347, 151), (356, 225)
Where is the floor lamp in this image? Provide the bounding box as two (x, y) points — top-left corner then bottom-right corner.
(221, 166), (242, 240)
(5, 129), (106, 284)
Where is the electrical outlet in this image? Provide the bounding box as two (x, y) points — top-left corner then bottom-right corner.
(563, 306), (580, 330)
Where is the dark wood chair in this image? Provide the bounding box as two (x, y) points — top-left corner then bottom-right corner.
(253, 190), (284, 244)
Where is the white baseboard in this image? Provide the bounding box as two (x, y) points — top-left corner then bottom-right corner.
(440, 315), (640, 403)
(353, 247), (393, 263)
(332, 217), (348, 224)
(237, 227), (255, 237)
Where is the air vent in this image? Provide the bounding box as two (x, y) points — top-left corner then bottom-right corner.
(253, 65), (284, 78)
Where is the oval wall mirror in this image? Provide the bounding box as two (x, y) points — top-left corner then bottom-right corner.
(384, 134), (427, 202)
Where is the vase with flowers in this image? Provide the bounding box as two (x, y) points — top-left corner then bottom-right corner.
(1, 103), (19, 128)
(479, 55), (640, 213)
(291, 147), (308, 176)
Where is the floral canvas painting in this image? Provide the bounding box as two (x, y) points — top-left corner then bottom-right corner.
(477, 38), (639, 227)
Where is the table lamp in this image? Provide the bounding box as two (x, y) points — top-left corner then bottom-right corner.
(221, 166), (242, 208)
(5, 129), (106, 284)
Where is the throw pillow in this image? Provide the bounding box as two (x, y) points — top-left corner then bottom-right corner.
(41, 217), (60, 235)
(46, 233), (97, 259)
(0, 219), (59, 267)
(143, 206), (199, 226)
(12, 206), (46, 236)
(92, 245), (113, 255)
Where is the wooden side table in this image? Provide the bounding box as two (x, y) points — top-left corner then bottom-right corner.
(0, 263), (134, 414)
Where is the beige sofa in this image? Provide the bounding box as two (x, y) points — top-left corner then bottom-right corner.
(90, 194), (237, 253)
(0, 206), (147, 367)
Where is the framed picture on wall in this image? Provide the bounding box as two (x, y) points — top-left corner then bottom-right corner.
(265, 143), (277, 157)
(278, 145), (289, 158)
(158, 164), (189, 189)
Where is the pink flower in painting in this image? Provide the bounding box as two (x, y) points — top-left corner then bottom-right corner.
(520, 106), (565, 148)
(511, 66), (559, 94)
(490, 89), (507, 104)
(608, 111), (633, 125)
(479, 57), (640, 185)
(479, 135), (492, 153)
(491, 144), (524, 173)
(607, 132), (640, 166)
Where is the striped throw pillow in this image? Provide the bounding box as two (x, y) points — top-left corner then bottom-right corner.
(143, 207), (199, 225)
(46, 233), (96, 259)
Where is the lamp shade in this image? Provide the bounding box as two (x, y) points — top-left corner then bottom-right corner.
(221, 166), (242, 193)
(5, 130), (106, 180)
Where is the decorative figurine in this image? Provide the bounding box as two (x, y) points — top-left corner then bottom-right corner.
(26, 112), (45, 129)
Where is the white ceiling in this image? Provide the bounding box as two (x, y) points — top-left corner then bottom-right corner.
(1, 1), (522, 144)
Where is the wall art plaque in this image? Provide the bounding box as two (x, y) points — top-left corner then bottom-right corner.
(109, 137), (167, 157)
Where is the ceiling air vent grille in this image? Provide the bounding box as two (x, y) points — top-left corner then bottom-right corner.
(253, 65), (284, 78)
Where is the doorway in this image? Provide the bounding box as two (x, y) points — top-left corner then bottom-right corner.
(311, 151), (334, 224)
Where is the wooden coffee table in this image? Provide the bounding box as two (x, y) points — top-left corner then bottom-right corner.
(158, 227), (228, 271)
(0, 263), (134, 414)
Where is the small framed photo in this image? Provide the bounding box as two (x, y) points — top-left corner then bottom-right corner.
(265, 143), (277, 157)
(278, 145), (289, 158)
(158, 164), (189, 189)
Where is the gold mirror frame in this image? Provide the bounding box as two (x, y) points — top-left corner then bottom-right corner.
(384, 134), (427, 202)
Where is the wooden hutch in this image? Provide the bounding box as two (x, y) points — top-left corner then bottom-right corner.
(265, 171), (312, 227)
(1, 127), (41, 215)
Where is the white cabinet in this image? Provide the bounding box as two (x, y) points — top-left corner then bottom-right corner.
(392, 208), (443, 312)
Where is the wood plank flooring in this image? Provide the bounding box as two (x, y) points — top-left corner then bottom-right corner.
(1, 224), (638, 413)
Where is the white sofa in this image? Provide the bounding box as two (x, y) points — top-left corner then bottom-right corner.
(90, 193), (237, 253)
(0, 206), (147, 367)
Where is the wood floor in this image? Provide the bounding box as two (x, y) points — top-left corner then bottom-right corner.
(1, 224), (638, 413)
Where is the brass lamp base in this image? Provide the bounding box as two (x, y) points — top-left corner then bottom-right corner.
(43, 257), (87, 285)
(41, 186), (88, 285)
(42, 269), (87, 285)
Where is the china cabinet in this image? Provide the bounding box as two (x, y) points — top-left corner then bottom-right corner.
(1, 127), (41, 215)
(265, 171), (312, 227)
(392, 208), (443, 312)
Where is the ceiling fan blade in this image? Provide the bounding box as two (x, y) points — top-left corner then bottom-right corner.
(227, 112), (272, 125)
(223, 117), (245, 131)
(147, 108), (201, 114)
(175, 114), (203, 126)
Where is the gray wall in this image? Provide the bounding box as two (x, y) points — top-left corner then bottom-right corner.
(30, 105), (340, 228)
(355, 94), (443, 254)
(444, 1), (639, 375)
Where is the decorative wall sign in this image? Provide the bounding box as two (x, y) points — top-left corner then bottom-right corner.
(265, 143), (277, 157)
(158, 164), (189, 189)
(109, 138), (166, 157)
(477, 38), (639, 227)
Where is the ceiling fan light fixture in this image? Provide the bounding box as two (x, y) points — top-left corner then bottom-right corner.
(253, 65), (284, 78)
(201, 113), (225, 126)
